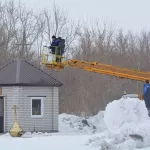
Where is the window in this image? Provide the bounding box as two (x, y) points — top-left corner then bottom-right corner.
(31, 97), (43, 118)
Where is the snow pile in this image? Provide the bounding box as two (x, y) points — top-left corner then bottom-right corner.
(87, 131), (144, 150)
(104, 97), (150, 136)
(88, 97), (150, 149)
(88, 111), (107, 132)
(59, 111), (107, 134)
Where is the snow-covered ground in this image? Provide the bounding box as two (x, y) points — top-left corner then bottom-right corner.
(1, 97), (150, 150)
(0, 134), (96, 150)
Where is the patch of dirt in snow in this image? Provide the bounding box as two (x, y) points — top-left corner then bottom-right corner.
(59, 112), (107, 134)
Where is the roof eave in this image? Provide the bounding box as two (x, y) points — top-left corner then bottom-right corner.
(0, 83), (63, 87)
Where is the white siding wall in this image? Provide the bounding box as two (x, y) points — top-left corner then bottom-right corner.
(2, 86), (59, 133)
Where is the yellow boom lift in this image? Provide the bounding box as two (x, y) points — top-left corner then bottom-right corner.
(41, 47), (150, 100)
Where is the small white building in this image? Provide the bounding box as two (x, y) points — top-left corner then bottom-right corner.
(0, 60), (63, 133)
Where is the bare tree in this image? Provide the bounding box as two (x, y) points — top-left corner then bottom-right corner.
(41, 3), (80, 59)
(0, 0), (44, 61)
(1, 0), (150, 116)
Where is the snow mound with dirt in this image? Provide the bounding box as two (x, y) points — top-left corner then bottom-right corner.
(59, 111), (107, 134)
(88, 97), (150, 150)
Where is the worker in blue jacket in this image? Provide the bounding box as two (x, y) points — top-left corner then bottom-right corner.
(142, 80), (150, 117)
(50, 35), (60, 54)
(44, 36), (65, 62)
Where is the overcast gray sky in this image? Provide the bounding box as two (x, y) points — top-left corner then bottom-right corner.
(4, 0), (150, 32)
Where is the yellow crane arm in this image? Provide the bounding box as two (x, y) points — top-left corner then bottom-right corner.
(44, 58), (150, 82)
(66, 59), (150, 82)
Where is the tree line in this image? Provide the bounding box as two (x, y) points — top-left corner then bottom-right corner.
(0, 0), (149, 115)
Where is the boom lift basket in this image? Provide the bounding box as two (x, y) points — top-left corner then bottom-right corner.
(41, 47), (66, 69)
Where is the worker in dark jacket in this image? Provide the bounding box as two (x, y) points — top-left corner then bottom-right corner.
(142, 80), (150, 117)
(57, 37), (65, 55)
(54, 37), (65, 62)
(50, 36), (60, 54)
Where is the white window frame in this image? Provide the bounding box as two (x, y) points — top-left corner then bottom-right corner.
(31, 97), (44, 118)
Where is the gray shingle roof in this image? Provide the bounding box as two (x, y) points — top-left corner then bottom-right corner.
(0, 59), (63, 87)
